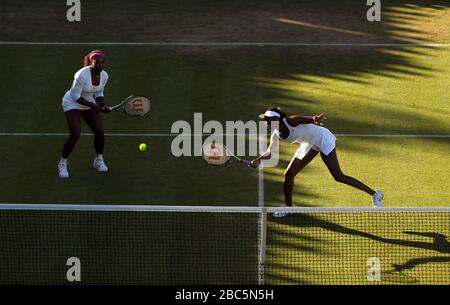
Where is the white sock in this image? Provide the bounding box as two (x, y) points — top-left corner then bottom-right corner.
(96, 154), (103, 160)
(59, 158), (67, 164)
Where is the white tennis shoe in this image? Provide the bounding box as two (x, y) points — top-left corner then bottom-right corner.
(371, 190), (384, 208)
(273, 204), (296, 218)
(58, 162), (69, 178)
(93, 157), (108, 172)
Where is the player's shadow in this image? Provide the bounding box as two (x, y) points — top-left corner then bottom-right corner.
(391, 231), (450, 272)
(271, 214), (450, 278)
(279, 214), (450, 253)
(393, 256), (450, 272)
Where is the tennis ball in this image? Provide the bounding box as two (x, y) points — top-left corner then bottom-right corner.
(139, 143), (147, 151)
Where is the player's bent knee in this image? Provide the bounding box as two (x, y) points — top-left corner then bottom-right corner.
(333, 174), (346, 183)
(284, 171), (295, 181)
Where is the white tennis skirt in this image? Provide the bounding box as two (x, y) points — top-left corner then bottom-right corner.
(62, 100), (93, 112)
(294, 130), (336, 160)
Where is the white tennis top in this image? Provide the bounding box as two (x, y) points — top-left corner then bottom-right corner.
(276, 117), (337, 159)
(62, 66), (109, 112)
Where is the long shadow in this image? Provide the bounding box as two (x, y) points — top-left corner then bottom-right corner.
(276, 214), (450, 253)
(270, 213), (450, 281)
(247, 1), (450, 206)
(393, 256), (450, 272)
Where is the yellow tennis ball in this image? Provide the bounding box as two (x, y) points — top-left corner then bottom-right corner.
(139, 143), (147, 151)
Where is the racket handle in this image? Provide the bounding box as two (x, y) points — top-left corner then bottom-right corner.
(241, 160), (253, 167)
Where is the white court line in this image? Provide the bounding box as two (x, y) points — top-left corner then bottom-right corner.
(0, 133), (449, 138)
(258, 136), (265, 208)
(1, 42), (450, 47)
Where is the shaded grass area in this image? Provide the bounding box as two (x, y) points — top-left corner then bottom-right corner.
(1, 0), (450, 43)
(0, 0), (449, 285)
(0, 136), (258, 205)
(1, 45), (449, 135)
(266, 212), (450, 284)
(0, 46), (448, 206)
(0, 210), (259, 284)
(0, 209), (447, 284)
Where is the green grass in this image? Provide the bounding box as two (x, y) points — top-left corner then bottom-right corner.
(0, 136), (257, 205)
(0, 210), (260, 284)
(0, 209), (448, 284)
(0, 46), (449, 207)
(266, 137), (450, 207)
(266, 211), (450, 284)
(0, 0), (449, 285)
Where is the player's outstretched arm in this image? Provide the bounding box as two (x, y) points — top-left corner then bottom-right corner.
(290, 113), (327, 125)
(251, 130), (279, 166)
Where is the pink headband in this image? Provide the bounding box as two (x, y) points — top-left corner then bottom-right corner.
(89, 51), (105, 61)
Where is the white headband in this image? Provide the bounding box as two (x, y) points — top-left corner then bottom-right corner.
(259, 110), (281, 119)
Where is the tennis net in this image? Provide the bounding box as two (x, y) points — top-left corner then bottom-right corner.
(0, 204), (448, 284)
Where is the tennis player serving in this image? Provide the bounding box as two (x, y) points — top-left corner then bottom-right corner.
(58, 50), (111, 178)
(252, 107), (383, 213)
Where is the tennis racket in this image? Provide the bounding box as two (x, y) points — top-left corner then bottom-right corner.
(202, 140), (256, 168)
(109, 95), (151, 117)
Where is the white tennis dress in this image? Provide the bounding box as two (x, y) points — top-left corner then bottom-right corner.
(279, 117), (336, 159)
(62, 66), (109, 112)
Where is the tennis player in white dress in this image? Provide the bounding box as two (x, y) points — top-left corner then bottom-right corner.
(58, 50), (111, 178)
(252, 107), (383, 215)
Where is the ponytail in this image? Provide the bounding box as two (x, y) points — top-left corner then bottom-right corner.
(83, 52), (90, 67)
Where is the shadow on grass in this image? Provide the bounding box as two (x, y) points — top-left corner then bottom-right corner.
(240, 2), (450, 206)
(267, 213), (450, 283)
(275, 214), (450, 253)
